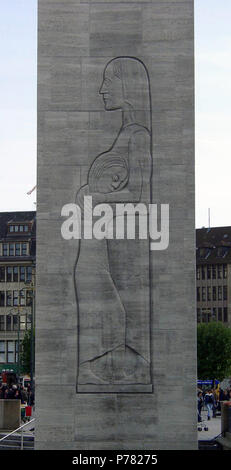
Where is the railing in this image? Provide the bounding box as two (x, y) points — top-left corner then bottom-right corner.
(0, 418), (35, 450)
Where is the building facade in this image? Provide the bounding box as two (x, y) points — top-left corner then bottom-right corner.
(196, 227), (231, 326)
(0, 212), (36, 376)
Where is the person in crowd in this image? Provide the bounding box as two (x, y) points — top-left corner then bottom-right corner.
(0, 383), (29, 403)
(197, 391), (203, 422)
(14, 389), (21, 400)
(20, 387), (28, 404)
(7, 387), (16, 399)
(222, 389), (230, 401)
(211, 389), (218, 417)
(28, 389), (34, 407)
(219, 388), (225, 401)
(204, 389), (215, 420)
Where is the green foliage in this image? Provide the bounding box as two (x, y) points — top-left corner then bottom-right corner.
(197, 322), (231, 382)
(20, 329), (34, 375)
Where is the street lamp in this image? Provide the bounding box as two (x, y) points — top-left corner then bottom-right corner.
(8, 264), (35, 389)
(8, 306), (27, 378)
(25, 264), (35, 393)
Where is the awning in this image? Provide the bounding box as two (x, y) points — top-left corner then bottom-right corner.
(0, 363), (18, 373)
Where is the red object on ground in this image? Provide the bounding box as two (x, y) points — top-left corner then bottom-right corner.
(25, 406), (32, 417)
(1, 372), (7, 384)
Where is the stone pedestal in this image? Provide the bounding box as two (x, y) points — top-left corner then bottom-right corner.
(221, 402), (231, 434)
(0, 400), (21, 431)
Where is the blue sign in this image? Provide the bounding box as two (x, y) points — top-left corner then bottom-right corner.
(198, 380), (213, 386)
(197, 380), (220, 386)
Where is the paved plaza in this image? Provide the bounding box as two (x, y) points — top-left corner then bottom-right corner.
(198, 409), (222, 441)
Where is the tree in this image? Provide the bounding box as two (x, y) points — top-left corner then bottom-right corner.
(20, 329), (35, 376)
(197, 322), (231, 382)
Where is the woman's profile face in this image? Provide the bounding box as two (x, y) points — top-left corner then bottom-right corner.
(99, 63), (124, 111)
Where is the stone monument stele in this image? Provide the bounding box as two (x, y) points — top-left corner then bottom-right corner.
(36, 0), (197, 450)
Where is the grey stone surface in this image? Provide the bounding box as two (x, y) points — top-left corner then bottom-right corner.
(36, 0), (196, 449)
(0, 400), (21, 431)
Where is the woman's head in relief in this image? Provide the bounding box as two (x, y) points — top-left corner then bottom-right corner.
(99, 57), (151, 128)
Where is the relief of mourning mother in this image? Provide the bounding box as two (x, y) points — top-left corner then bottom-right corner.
(75, 57), (153, 392)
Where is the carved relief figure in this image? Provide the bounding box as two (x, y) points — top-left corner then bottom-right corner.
(75, 57), (152, 392)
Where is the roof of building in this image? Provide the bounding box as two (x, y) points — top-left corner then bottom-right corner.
(196, 226), (231, 264)
(0, 211), (36, 260)
(0, 211), (36, 239)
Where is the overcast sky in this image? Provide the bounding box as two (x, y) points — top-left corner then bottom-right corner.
(0, 0), (230, 228)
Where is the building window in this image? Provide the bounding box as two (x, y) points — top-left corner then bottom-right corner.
(19, 290), (26, 306)
(3, 314), (28, 333)
(0, 315), (5, 331)
(213, 286), (216, 301)
(3, 244), (8, 256)
(197, 309), (201, 323)
(20, 267), (25, 282)
(223, 286), (227, 301)
(7, 341), (15, 363)
(6, 315), (12, 331)
(8, 224), (29, 233)
(26, 267), (32, 282)
(202, 287), (206, 301)
(26, 290), (33, 307)
(197, 287), (200, 302)
(15, 341), (18, 362)
(207, 265), (211, 279)
(9, 244), (14, 256)
(13, 267), (18, 282)
(223, 264), (227, 279)
(0, 341), (6, 362)
(7, 267), (12, 282)
(202, 266), (206, 280)
(1, 243), (29, 257)
(6, 291), (12, 307)
(22, 244), (27, 256)
(27, 313), (32, 328)
(0, 267), (5, 282)
(218, 265), (222, 279)
(212, 265), (216, 279)
(13, 315), (18, 331)
(207, 286), (211, 301)
(3, 266), (32, 282)
(218, 286), (222, 301)
(0, 292), (5, 307)
(15, 244), (20, 256)
(224, 308), (228, 323)
(20, 315), (26, 331)
(196, 267), (200, 280)
(13, 290), (18, 306)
